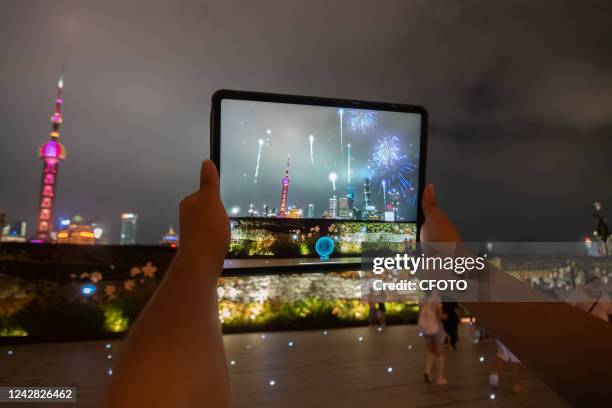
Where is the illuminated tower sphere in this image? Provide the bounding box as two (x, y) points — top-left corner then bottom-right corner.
(32, 76), (67, 243)
(278, 154), (291, 217)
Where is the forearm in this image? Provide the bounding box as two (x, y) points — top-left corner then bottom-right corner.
(102, 254), (230, 407)
(464, 299), (612, 407)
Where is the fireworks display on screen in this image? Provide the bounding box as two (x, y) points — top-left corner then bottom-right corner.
(220, 100), (421, 222)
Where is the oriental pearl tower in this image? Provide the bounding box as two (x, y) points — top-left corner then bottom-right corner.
(31, 76), (67, 243)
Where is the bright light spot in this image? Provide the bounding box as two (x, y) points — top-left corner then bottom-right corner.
(328, 172), (337, 183)
(93, 228), (103, 239)
(261, 334), (266, 339)
(418, 332), (423, 337)
(258, 138), (264, 146)
(105, 344), (112, 349)
(323, 330), (328, 335)
(230, 206), (240, 215)
(81, 284), (96, 296)
(230, 360), (236, 366)
(489, 393), (496, 400)
(358, 336), (363, 342)
(7, 350), (13, 356)
(266, 129), (272, 134)
(107, 354), (112, 360)
(377, 327), (382, 332)
(107, 368), (113, 376)
(250, 314), (256, 320)
(387, 367), (393, 373)
(479, 356), (485, 363)
(309, 134), (314, 142)
(408, 345), (412, 350)
(288, 341), (294, 347)
(269, 380), (276, 386)
(338, 108), (344, 115)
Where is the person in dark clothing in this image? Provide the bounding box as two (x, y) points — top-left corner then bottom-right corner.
(441, 297), (459, 350)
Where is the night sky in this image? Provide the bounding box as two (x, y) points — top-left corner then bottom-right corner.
(1, 0), (611, 244)
(219, 100), (421, 220)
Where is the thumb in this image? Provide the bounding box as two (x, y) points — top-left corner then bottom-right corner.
(421, 183), (438, 219)
(200, 159), (220, 191)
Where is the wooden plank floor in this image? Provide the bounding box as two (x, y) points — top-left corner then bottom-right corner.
(0, 325), (569, 407)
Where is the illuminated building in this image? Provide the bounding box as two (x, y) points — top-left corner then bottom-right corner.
(363, 177), (371, 208)
(328, 196), (337, 219)
(278, 154), (291, 217)
(248, 204), (259, 217)
(287, 206), (303, 218)
(338, 197), (351, 219)
(362, 177), (376, 219)
(1, 222), (27, 243)
(389, 189), (400, 221)
(307, 204), (315, 218)
(160, 225), (178, 248)
(262, 204), (269, 217)
(31, 76), (67, 243)
(56, 216), (96, 245)
(58, 217), (71, 230)
(120, 213), (138, 245)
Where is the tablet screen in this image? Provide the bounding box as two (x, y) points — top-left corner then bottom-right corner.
(217, 96), (425, 269)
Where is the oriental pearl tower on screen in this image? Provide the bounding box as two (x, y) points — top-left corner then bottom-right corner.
(31, 76), (67, 243)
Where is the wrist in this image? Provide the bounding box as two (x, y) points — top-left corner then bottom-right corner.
(171, 250), (224, 288)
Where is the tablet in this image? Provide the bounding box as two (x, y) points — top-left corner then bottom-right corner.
(211, 90), (427, 273)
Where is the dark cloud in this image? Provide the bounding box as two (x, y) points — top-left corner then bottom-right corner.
(1, 0), (611, 243)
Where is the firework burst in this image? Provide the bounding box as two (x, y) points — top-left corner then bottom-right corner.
(346, 109), (377, 134)
(369, 136), (417, 203)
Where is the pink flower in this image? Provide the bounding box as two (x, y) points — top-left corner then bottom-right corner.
(142, 262), (158, 278)
(124, 280), (136, 291)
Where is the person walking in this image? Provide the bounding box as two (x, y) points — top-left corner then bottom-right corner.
(418, 290), (448, 385)
(442, 296), (459, 350)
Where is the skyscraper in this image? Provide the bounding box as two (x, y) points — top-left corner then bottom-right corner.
(328, 196), (338, 219)
(338, 197), (351, 219)
(363, 177), (371, 209)
(279, 154), (291, 217)
(120, 213), (138, 245)
(307, 204), (315, 218)
(56, 215), (96, 245)
(32, 76), (67, 243)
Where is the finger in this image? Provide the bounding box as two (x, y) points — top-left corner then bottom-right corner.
(200, 159), (220, 190)
(421, 183), (438, 219)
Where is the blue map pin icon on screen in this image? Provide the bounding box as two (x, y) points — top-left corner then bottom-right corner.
(315, 236), (335, 261)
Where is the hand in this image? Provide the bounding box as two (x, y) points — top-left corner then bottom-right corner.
(177, 160), (230, 270)
(420, 184), (462, 243)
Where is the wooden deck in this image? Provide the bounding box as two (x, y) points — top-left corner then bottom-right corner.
(0, 325), (568, 407)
